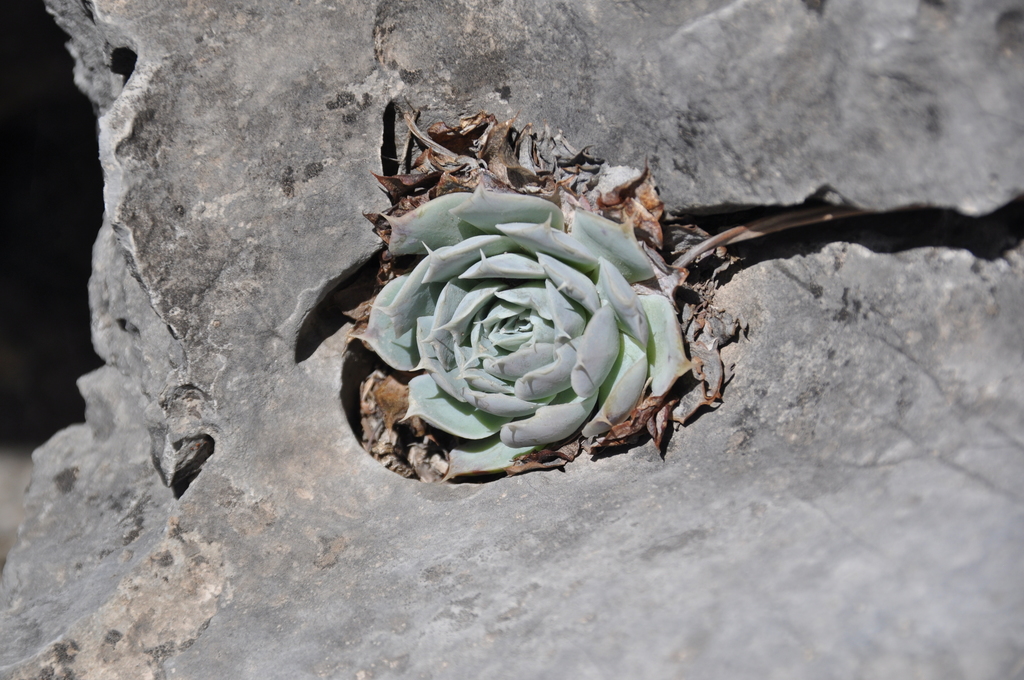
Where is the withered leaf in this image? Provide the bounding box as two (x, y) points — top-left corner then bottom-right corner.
(597, 164), (653, 210)
(598, 166), (666, 249)
(372, 171), (442, 201)
(506, 439), (583, 476)
(433, 169), (482, 197)
(624, 199), (664, 250)
(426, 112), (494, 156)
(673, 205), (866, 269)
(372, 373), (410, 431)
(479, 117), (540, 189)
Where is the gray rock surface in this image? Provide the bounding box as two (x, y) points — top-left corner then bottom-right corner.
(0, 450), (33, 575)
(2, 0), (1023, 677)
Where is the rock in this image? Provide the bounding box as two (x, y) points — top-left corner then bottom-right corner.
(0, 450), (33, 576)
(2, 0), (1023, 678)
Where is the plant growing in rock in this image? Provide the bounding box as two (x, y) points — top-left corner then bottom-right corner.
(352, 111), (742, 480)
(358, 184), (691, 478)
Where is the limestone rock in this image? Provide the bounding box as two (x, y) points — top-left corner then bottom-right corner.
(2, 0), (1023, 678)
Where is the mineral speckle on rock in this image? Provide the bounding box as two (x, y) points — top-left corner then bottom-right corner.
(2, 0), (1022, 678)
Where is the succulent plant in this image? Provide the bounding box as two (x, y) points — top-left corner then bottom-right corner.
(357, 184), (690, 479)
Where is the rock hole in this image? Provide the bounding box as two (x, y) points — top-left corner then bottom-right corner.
(54, 466), (80, 494)
(294, 256), (380, 364)
(381, 101), (400, 176)
(340, 341), (376, 447)
(340, 341), (450, 481)
(997, 10), (1024, 55)
(79, 0), (95, 22)
(116, 317), (140, 337)
(169, 434), (214, 499)
(109, 47), (137, 84)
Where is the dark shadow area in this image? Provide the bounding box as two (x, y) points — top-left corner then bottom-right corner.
(339, 340), (376, 445)
(109, 46), (137, 84)
(713, 199), (1024, 277)
(169, 435), (215, 499)
(380, 101), (400, 176)
(0, 0), (105, 446)
(447, 471), (509, 484)
(294, 256), (380, 364)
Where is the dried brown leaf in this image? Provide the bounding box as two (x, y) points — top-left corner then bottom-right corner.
(506, 439), (583, 476)
(480, 117), (540, 189)
(674, 205), (866, 269)
(426, 112), (494, 156)
(624, 198), (664, 249)
(372, 171), (441, 201)
(433, 169), (482, 197)
(597, 165), (652, 209)
(372, 373), (410, 431)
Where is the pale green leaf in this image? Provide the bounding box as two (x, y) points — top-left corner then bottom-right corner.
(495, 218), (598, 270)
(450, 185), (564, 232)
(358, 274), (420, 371)
(494, 281), (551, 319)
(463, 389), (547, 417)
(514, 342), (577, 401)
(582, 334), (648, 437)
(460, 368), (515, 395)
(459, 252), (547, 280)
(405, 375), (508, 439)
(376, 256), (442, 337)
(570, 305), (620, 398)
(640, 295), (691, 397)
(499, 391), (598, 448)
(385, 192), (485, 255)
(596, 258), (649, 345)
(444, 435), (537, 480)
(484, 342), (556, 380)
(438, 281), (506, 344)
(571, 210), (655, 283)
(536, 253), (601, 313)
(422, 235), (519, 283)
(546, 280), (586, 342)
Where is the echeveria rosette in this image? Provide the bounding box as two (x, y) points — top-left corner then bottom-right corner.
(358, 185), (690, 479)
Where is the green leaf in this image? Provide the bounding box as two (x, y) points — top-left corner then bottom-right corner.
(495, 218), (598, 270)
(484, 342), (556, 379)
(499, 391), (598, 448)
(422, 235), (520, 283)
(438, 281), (506, 343)
(405, 375), (508, 439)
(358, 274), (420, 371)
(570, 210), (655, 283)
(460, 252), (547, 279)
(444, 435), (537, 480)
(462, 389), (548, 417)
(376, 256), (442, 337)
(545, 280), (586, 341)
(582, 334), (648, 437)
(451, 185), (564, 232)
(494, 281), (551, 319)
(385, 192), (485, 255)
(536, 253), (601, 313)
(460, 368), (515, 395)
(570, 305), (620, 398)
(640, 295), (691, 397)
(596, 258), (649, 345)
(514, 342), (577, 400)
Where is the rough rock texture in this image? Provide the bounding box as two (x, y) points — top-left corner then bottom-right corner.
(2, 0), (1023, 678)
(0, 450), (33, 575)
